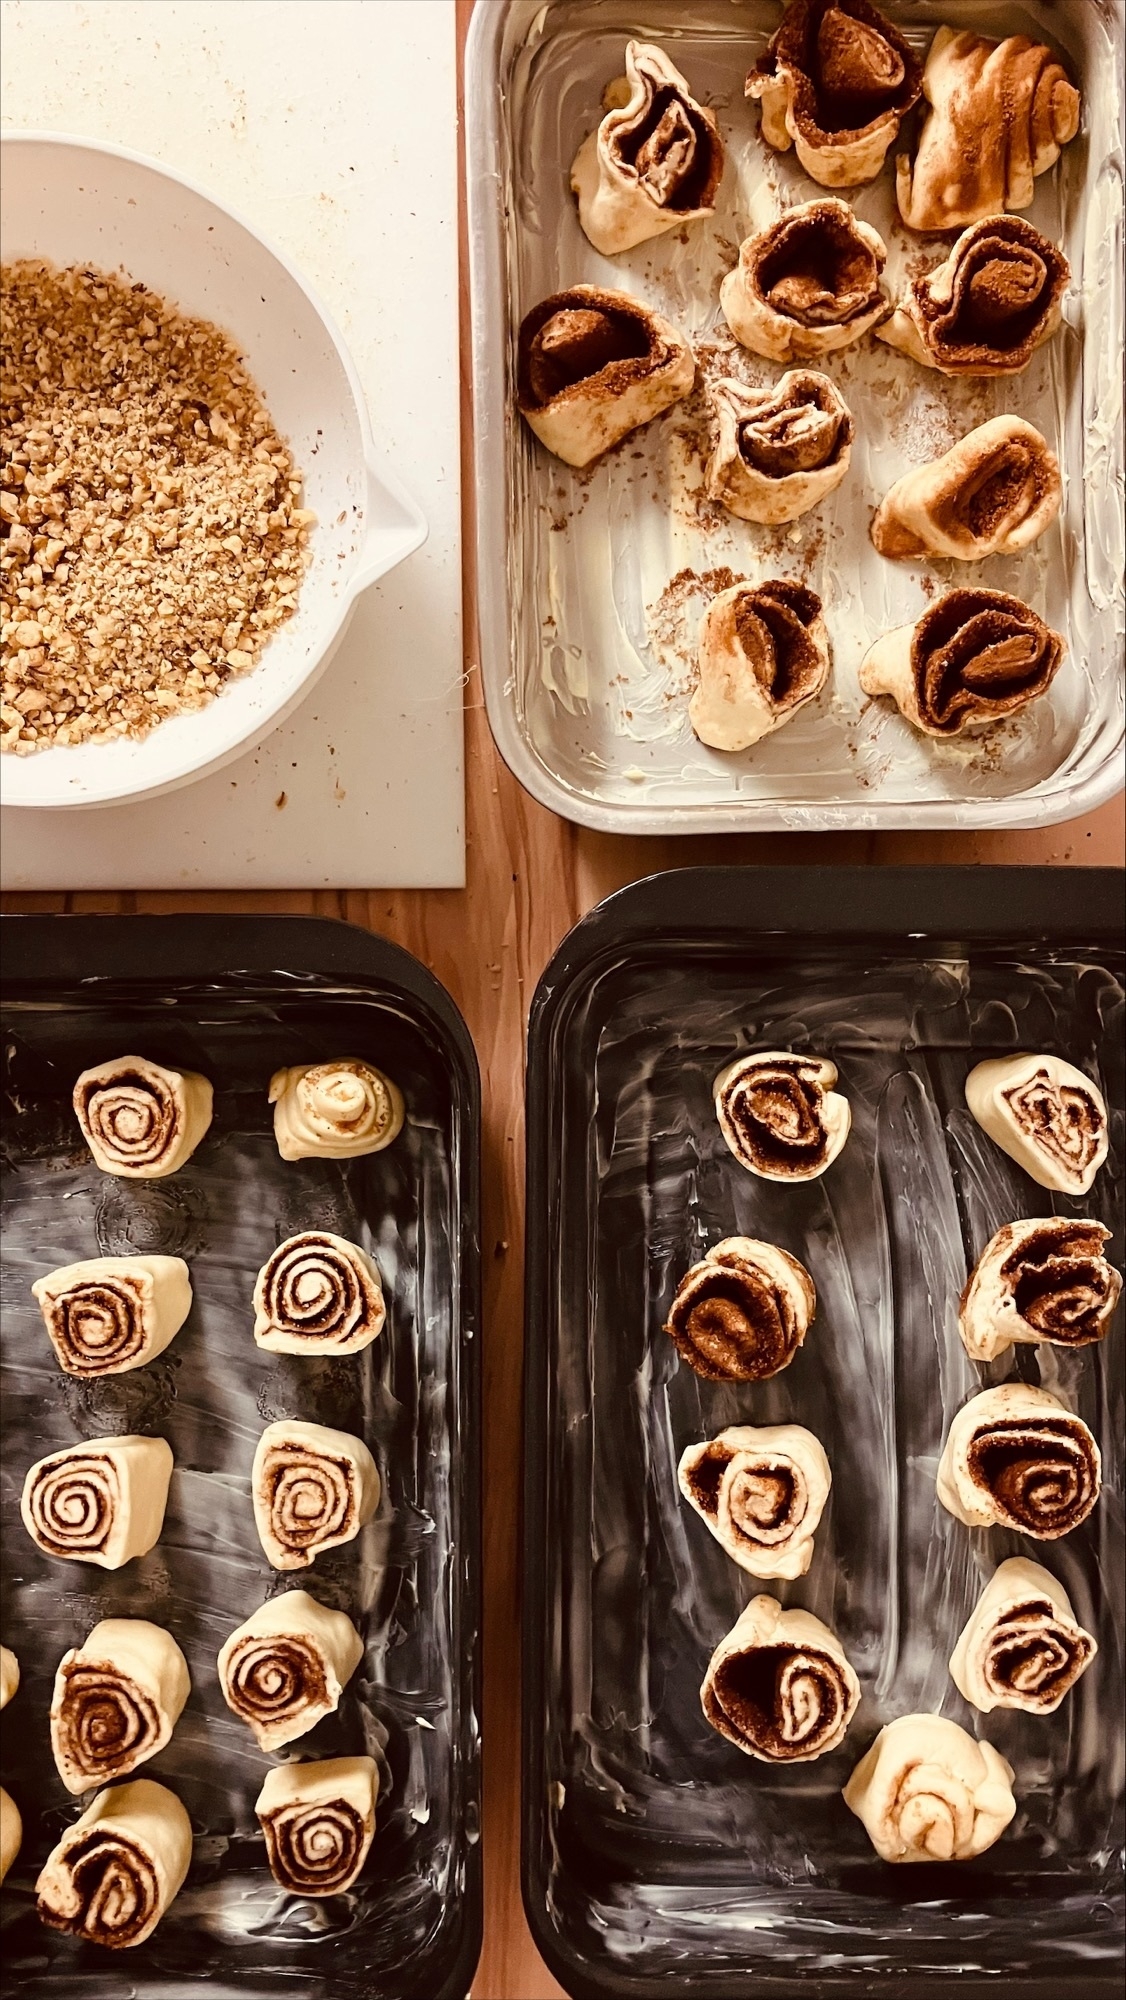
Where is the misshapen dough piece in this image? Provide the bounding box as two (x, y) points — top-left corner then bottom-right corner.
(876, 215), (1069, 376)
(678, 1424), (830, 1578)
(252, 1420), (380, 1571)
(51, 1618), (191, 1794)
(965, 1053), (1108, 1194)
(73, 1056), (212, 1178)
(715, 1050), (850, 1180)
(702, 1595), (859, 1762)
(936, 1382), (1101, 1540)
(0, 1645), (18, 1710)
(870, 416), (1060, 562)
(256, 1756), (379, 1896)
(747, 0), (922, 187)
(0, 1788), (21, 1885)
(218, 1590), (364, 1751)
(32, 1255), (191, 1377)
(859, 590), (1064, 736)
(706, 371), (853, 525)
(896, 27), (1080, 233)
(721, 200), (888, 363)
(950, 1559), (1096, 1715)
(269, 1058), (403, 1161)
(35, 1778), (192, 1948)
(571, 41), (724, 254)
(959, 1218), (1120, 1361)
(844, 1714), (1015, 1861)
(691, 580), (830, 751)
(516, 286), (695, 468)
(665, 1238), (815, 1382)
(21, 1435), (174, 1569)
(254, 1230), (386, 1355)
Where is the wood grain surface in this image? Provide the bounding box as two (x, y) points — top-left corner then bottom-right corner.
(2, 5), (1122, 1994)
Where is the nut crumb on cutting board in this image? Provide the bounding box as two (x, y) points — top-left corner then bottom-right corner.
(1, 259), (313, 754)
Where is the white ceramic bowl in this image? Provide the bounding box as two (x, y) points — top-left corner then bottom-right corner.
(1, 132), (427, 810)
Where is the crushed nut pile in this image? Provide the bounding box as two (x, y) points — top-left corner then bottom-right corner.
(1, 259), (313, 754)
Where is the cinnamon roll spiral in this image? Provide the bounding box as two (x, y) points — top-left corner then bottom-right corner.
(746, 0), (922, 188)
(844, 1715), (1015, 1862)
(256, 1755), (378, 1896)
(32, 1255), (192, 1377)
(21, 1435), (174, 1569)
(877, 215), (1069, 376)
(270, 1058), (404, 1161)
(702, 1596), (859, 1762)
(252, 1420), (380, 1571)
(73, 1055), (213, 1178)
(706, 372), (853, 525)
(570, 41), (724, 255)
(965, 1053), (1109, 1194)
(517, 286), (695, 468)
(870, 416), (1061, 562)
(950, 1559), (1096, 1716)
(959, 1218), (1120, 1362)
(721, 200), (889, 363)
(859, 589), (1065, 736)
(35, 1778), (192, 1948)
(679, 1424), (831, 1578)
(253, 1231), (386, 1356)
(51, 1619), (191, 1794)
(715, 1050), (850, 1180)
(218, 1590), (364, 1751)
(691, 579), (830, 751)
(665, 1238), (815, 1382)
(937, 1383), (1101, 1540)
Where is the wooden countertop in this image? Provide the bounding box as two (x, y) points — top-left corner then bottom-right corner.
(3, 5), (1122, 1992)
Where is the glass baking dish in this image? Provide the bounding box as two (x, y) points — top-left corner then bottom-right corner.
(523, 866), (1123, 1996)
(467, 1), (1125, 832)
(0, 917), (481, 2000)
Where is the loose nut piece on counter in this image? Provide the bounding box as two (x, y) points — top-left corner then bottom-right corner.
(844, 1715), (1015, 1862)
(571, 40), (724, 255)
(35, 1778), (192, 1949)
(257, 1756), (379, 1897)
(702, 1595), (860, 1762)
(73, 1055), (213, 1178)
(715, 1050), (850, 1180)
(950, 1559), (1096, 1716)
(252, 1419), (380, 1570)
(720, 200), (889, 362)
(964, 1053), (1109, 1194)
(218, 1590), (363, 1751)
(665, 1238), (816, 1382)
(747, 0), (922, 187)
(936, 1382), (1101, 1540)
(516, 286), (695, 467)
(270, 1057), (404, 1160)
(50, 1618), (191, 1794)
(678, 1424), (831, 1578)
(859, 588), (1065, 736)
(21, 1434), (174, 1569)
(897, 28), (1080, 233)
(32, 1254), (192, 1377)
(692, 579), (830, 750)
(253, 1230), (386, 1354)
(959, 1217), (1120, 1361)
(870, 417), (1061, 562)
(706, 372), (853, 524)
(876, 215), (1069, 375)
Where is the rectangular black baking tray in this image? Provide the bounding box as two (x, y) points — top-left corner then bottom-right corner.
(523, 866), (1124, 2000)
(0, 915), (481, 2000)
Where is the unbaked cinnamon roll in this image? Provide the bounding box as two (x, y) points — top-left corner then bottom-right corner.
(720, 200), (889, 363)
(960, 1218), (1120, 1362)
(679, 1424), (831, 1578)
(50, 1618), (191, 1794)
(0, 1788), (20, 1886)
(715, 1050), (850, 1180)
(73, 1056), (212, 1178)
(937, 1383), (1101, 1540)
(691, 580), (830, 751)
(32, 1255), (192, 1377)
(877, 215), (1069, 376)
(702, 1595), (859, 1762)
(665, 1237), (815, 1382)
(965, 1054), (1109, 1195)
(844, 1714), (1015, 1862)
(253, 1231), (386, 1355)
(897, 28), (1080, 234)
(217, 1590), (363, 1751)
(706, 372), (853, 525)
(0, 1645), (19, 1710)
(747, 0), (921, 187)
(517, 286), (695, 468)
(21, 1435), (174, 1569)
(256, 1755), (379, 1896)
(571, 41), (724, 255)
(950, 1559), (1096, 1716)
(859, 589), (1065, 736)
(252, 1420), (380, 1571)
(870, 417), (1061, 562)
(35, 1778), (192, 1948)
(270, 1058), (404, 1161)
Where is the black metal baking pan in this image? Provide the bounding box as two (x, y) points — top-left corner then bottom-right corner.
(523, 867), (1124, 1999)
(0, 916), (481, 2000)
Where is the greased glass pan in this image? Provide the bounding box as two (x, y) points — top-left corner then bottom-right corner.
(467, 1), (1125, 833)
(0, 917), (481, 2000)
(523, 867), (1124, 1998)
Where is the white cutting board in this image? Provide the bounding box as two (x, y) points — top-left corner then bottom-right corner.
(0, 0), (464, 889)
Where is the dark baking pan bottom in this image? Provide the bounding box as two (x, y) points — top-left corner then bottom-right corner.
(0, 917), (481, 2000)
(524, 868), (1124, 1999)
